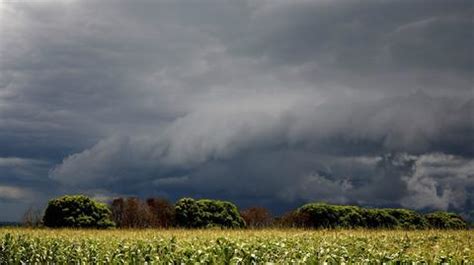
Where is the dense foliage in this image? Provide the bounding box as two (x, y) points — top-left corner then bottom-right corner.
(297, 203), (365, 228)
(175, 198), (245, 228)
(384, 208), (430, 229)
(1, 229), (472, 264)
(43, 195), (115, 228)
(426, 211), (468, 229)
(296, 203), (467, 229)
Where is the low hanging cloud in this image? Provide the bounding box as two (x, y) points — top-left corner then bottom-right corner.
(401, 153), (474, 210)
(1, 0), (473, 219)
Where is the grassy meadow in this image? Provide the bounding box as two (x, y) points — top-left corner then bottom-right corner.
(1, 228), (473, 264)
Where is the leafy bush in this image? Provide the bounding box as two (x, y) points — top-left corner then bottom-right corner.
(175, 198), (245, 228)
(425, 211), (468, 229)
(43, 195), (115, 228)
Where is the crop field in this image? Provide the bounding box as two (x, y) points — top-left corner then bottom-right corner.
(1, 228), (473, 264)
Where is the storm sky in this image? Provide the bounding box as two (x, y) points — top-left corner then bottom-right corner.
(0, 0), (473, 221)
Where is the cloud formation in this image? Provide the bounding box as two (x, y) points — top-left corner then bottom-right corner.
(0, 0), (473, 220)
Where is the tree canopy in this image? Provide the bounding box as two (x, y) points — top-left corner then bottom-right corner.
(175, 198), (245, 228)
(296, 203), (468, 229)
(43, 195), (115, 228)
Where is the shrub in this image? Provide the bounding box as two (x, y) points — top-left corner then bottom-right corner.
(175, 198), (245, 228)
(425, 211), (468, 229)
(43, 195), (115, 228)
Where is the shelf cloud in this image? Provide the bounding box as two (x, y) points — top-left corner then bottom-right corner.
(1, 0), (473, 221)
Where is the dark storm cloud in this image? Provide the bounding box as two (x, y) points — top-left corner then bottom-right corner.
(237, 0), (473, 69)
(0, 0), (473, 220)
(230, 0), (474, 96)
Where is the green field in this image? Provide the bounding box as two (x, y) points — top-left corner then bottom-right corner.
(1, 228), (473, 264)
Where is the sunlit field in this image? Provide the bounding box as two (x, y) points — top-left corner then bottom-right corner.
(1, 228), (472, 264)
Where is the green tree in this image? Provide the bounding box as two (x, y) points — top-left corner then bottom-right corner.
(175, 198), (245, 228)
(43, 195), (115, 228)
(383, 208), (429, 229)
(425, 211), (467, 229)
(296, 203), (433, 229)
(297, 203), (365, 228)
(363, 209), (399, 228)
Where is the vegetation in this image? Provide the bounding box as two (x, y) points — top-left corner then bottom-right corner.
(111, 197), (176, 228)
(240, 207), (273, 228)
(426, 211), (469, 229)
(43, 195), (115, 228)
(31, 195), (470, 230)
(1, 228), (472, 264)
(111, 197), (153, 228)
(175, 198), (245, 228)
(296, 203), (467, 229)
(383, 208), (429, 229)
(8, 196), (471, 263)
(146, 197), (176, 228)
(297, 203), (365, 228)
(21, 206), (42, 227)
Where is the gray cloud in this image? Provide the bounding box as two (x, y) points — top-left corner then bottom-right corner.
(1, 0), (473, 220)
(49, 93), (474, 215)
(401, 153), (474, 210)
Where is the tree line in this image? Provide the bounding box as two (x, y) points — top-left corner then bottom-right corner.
(23, 195), (470, 229)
